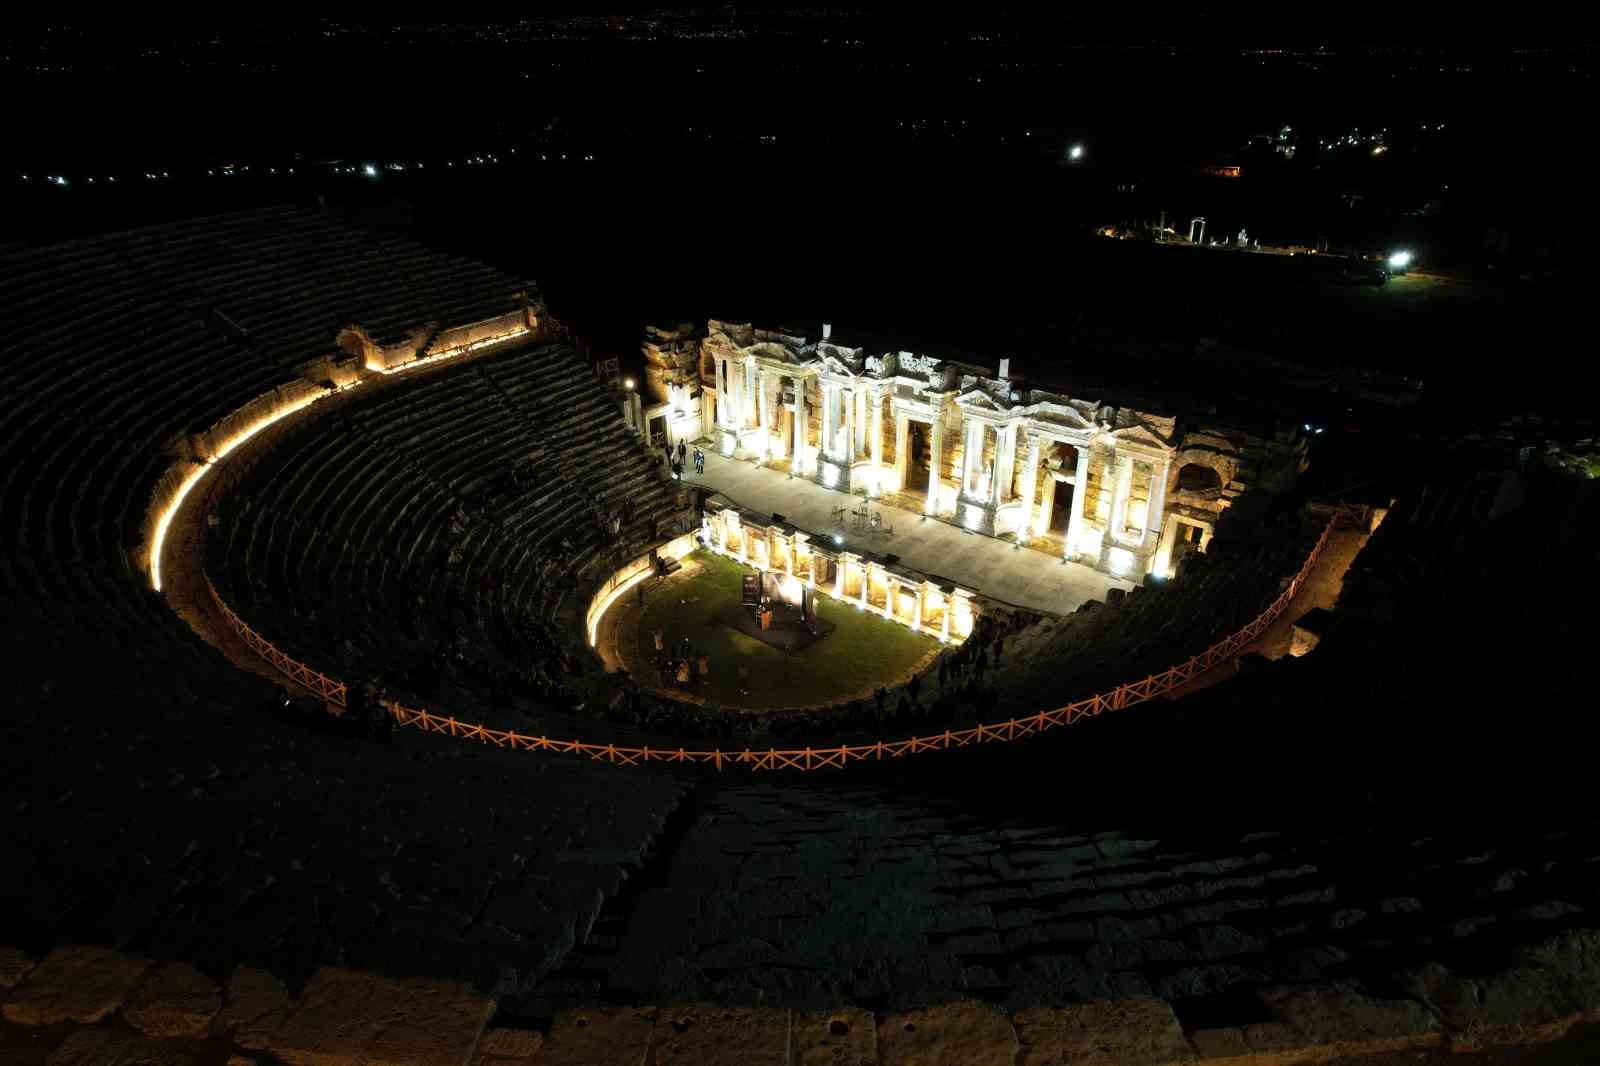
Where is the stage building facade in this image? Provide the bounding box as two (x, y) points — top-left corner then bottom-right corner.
(635, 320), (1308, 584)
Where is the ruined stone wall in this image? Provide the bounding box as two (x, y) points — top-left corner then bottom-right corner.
(5, 932), (1598, 1064)
(432, 310), (531, 356)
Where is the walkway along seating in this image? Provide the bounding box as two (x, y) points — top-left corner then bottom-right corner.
(208, 514), (1344, 771)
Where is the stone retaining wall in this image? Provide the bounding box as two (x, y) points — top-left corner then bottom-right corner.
(4, 932), (1596, 1064)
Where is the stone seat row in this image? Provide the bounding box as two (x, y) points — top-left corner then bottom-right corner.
(213, 342), (679, 711)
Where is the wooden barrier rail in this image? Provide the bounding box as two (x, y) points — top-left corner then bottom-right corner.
(208, 514), (1345, 772)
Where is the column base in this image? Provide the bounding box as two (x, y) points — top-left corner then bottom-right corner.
(954, 494), (998, 535)
(814, 455), (854, 494)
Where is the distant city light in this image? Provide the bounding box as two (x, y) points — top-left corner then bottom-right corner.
(1068, 144), (1084, 160)
(363, 163), (377, 177)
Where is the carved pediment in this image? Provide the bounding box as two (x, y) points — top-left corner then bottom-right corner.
(1109, 423), (1177, 451)
(954, 389), (1011, 413)
(1026, 400), (1095, 429)
(815, 353), (860, 378)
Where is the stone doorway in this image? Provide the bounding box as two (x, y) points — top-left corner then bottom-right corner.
(905, 420), (932, 494)
(1047, 474), (1075, 533)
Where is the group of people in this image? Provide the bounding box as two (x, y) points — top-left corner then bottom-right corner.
(650, 628), (711, 689)
(660, 440), (706, 480)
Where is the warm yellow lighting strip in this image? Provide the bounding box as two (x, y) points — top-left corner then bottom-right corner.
(149, 383), (361, 591)
(587, 565), (654, 647)
(375, 327), (531, 376)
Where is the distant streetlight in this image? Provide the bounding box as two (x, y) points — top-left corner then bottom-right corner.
(1068, 144), (1085, 161)
(363, 163), (377, 177)
(623, 377), (635, 390)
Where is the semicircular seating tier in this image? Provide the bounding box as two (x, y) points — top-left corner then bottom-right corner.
(209, 341), (682, 716)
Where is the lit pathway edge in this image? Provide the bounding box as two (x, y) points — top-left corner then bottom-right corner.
(204, 518), (1338, 772)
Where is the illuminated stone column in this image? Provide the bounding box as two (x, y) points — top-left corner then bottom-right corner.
(1109, 453), (1134, 542)
(1064, 447), (1091, 559)
(925, 413), (944, 515)
(1018, 433), (1041, 540)
(792, 375), (807, 474)
(718, 513), (729, 552)
(894, 413), (910, 492)
(911, 583), (924, 630)
(962, 418), (981, 495)
(1036, 475), (1057, 538)
(757, 369), (772, 456)
(820, 384), (835, 459)
(1154, 518), (1181, 578)
(844, 388), (856, 465)
(939, 593), (951, 642)
(1143, 459), (1170, 551)
(834, 552), (849, 597)
(885, 576), (899, 621)
(859, 560), (871, 610)
(743, 359), (756, 430)
(990, 425), (1012, 510)
(870, 390), (884, 495)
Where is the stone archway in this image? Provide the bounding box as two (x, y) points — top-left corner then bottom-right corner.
(1176, 463), (1223, 493)
(1170, 448), (1238, 495)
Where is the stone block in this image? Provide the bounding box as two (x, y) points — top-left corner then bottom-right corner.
(1015, 997), (1194, 1065)
(1186, 1026), (1249, 1061)
(1257, 982), (1442, 1057)
(1401, 933), (1600, 1048)
(879, 1000), (1018, 1066)
(477, 1027), (545, 1061)
(1241, 1022), (1300, 1054)
(123, 960), (222, 1038)
(266, 966), (496, 1066)
(0, 947), (35, 989)
(793, 1007), (876, 1066)
(651, 1006), (788, 1066)
(218, 966), (291, 1051)
(540, 1006), (656, 1065)
(3, 945), (153, 1026)
(46, 1028), (201, 1066)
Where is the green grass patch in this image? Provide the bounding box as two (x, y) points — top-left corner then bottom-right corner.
(631, 550), (938, 709)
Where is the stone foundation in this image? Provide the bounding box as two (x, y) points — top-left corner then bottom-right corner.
(3, 933), (1597, 1064)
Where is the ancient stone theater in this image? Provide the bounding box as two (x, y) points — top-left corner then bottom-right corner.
(5, 207), (1598, 1065)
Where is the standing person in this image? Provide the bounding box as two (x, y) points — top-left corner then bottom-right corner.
(676, 440), (687, 467)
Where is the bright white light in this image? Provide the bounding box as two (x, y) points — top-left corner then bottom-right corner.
(363, 164), (377, 177)
(833, 535), (843, 545)
(1068, 144), (1084, 160)
(623, 377), (635, 390)
(1388, 250), (1412, 268)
